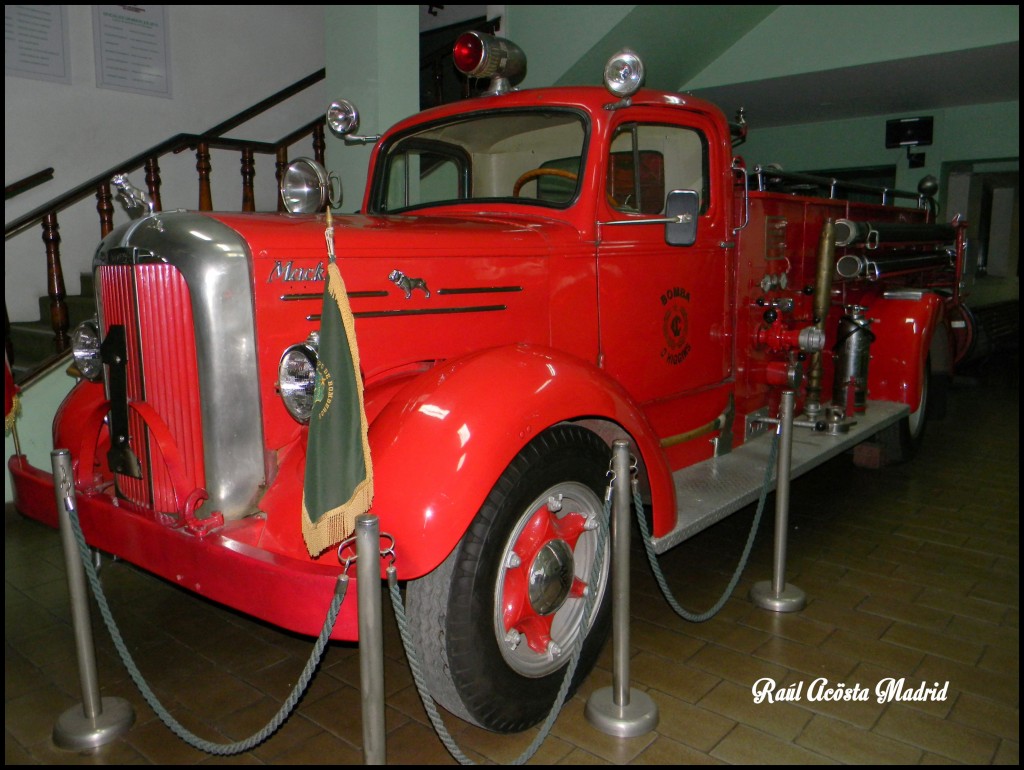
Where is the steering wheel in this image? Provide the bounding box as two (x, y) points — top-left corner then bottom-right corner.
(513, 168), (578, 197)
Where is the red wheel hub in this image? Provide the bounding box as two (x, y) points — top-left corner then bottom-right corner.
(500, 502), (590, 653)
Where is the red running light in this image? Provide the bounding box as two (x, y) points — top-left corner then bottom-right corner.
(453, 32), (484, 75)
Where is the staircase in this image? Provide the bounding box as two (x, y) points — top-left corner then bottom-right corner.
(7, 273), (97, 381)
(5, 70), (327, 386)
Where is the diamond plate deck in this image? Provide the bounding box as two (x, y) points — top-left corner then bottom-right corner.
(652, 400), (908, 553)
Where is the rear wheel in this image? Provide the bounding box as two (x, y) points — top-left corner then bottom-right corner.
(406, 425), (612, 733)
(870, 358), (934, 464)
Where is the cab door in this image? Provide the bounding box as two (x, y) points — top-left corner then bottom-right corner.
(596, 111), (734, 443)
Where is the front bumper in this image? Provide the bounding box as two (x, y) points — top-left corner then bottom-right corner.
(9, 455), (360, 641)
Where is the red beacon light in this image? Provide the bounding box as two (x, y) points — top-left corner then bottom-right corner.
(453, 31), (526, 95)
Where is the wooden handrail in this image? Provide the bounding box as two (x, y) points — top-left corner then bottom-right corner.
(6, 69), (327, 380)
(5, 70), (325, 240)
(5, 168), (55, 200)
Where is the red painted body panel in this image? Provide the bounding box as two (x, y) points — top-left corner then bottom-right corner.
(9, 455), (360, 640)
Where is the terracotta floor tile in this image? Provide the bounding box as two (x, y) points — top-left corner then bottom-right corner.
(874, 703), (1000, 763)
(797, 713), (923, 764)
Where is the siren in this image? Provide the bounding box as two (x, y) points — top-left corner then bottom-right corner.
(453, 32), (526, 95)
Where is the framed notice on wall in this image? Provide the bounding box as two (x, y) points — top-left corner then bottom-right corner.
(93, 5), (171, 98)
(4, 5), (72, 84)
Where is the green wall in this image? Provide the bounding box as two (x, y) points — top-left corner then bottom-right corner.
(687, 6), (1020, 88)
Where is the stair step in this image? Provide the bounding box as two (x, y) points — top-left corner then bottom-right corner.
(35, 293), (97, 330)
(9, 278), (96, 380)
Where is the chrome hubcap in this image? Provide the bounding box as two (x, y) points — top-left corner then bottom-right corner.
(528, 540), (575, 615)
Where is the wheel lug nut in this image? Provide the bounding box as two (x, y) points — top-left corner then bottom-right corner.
(548, 641), (562, 658)
(504, 629), (522, 649)
(506, 551), (521, 569)
(547, 494), (564, 512)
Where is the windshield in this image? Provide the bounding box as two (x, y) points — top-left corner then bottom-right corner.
(372, 109), (587, 213)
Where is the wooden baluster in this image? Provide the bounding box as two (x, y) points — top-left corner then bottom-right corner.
(96, 181), (114, 238)
(145, 157), (163, 212)
(240, 147), (255, 212)
(196, 141), (213, 211)
(275, 147), (288, 212)
(42, 212), (69, 352)
(313, 122), (325, 166)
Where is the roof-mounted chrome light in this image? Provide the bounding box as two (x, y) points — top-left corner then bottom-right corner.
(603, 48), (645, 102)
(453, 31), (526, 96)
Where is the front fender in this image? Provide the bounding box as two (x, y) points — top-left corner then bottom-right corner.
(867, 293), (946, 411)
(370, 344), (670, 578)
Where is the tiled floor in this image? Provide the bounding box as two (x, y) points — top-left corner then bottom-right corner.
(6, 361), (1018, 764)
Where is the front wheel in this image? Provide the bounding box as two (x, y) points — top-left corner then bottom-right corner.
(405, 425), (612, 733)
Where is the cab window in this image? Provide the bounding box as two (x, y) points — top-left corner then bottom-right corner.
(607, 124), (708, 215)
(374, 110), (587, 213)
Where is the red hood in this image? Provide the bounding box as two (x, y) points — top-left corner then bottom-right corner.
(207, 210), (582, 258)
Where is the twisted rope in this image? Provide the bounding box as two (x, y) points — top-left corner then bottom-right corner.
(636, 431), (779, 622)
(64, 495), (346, 755)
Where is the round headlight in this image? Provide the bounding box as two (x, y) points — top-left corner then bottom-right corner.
(280, 158), (331, 214)
(278, 338), (319, 422)
(604, 49), (645, 99)
(71, 321), (102, 381)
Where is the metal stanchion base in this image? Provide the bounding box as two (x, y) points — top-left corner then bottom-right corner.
(585, 687), (659, 737)
(53, 697), (135, 751)
(750, 580), (806, 612)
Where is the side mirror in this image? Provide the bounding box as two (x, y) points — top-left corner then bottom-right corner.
(665, 190), (699, 246)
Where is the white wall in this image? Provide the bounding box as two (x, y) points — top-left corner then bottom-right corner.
(5, 5), (327, 322)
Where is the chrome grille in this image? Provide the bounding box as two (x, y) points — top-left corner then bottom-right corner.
(98, 263), (206, 514)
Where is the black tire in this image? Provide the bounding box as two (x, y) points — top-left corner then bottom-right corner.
(405, 425), (612, 733)
(871, 359), (933, 464)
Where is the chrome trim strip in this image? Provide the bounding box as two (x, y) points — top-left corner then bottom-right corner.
(436, 286), (523, 295)
(281, 290), (389, 301)
(305, 304), (508, 322)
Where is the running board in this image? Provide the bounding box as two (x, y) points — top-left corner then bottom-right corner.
(652, 400), (908, 553)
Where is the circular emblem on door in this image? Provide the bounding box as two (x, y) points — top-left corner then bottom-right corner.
(661, 297), (692, 365)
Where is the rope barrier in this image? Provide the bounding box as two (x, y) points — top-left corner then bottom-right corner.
(634, 431), (780, 622)
(61, 480), (347, 756)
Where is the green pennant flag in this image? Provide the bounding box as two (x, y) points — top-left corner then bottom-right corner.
(301, 239), (373, 557)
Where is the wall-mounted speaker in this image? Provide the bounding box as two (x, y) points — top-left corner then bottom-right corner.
(885, 117), (934, 148)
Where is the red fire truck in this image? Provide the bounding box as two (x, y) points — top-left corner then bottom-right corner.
(11, 35), (967, 732)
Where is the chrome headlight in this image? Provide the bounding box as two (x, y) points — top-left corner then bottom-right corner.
(278, 334), (319, 422)
(280, 158), (335, 214)
(71, 321), (103, 381)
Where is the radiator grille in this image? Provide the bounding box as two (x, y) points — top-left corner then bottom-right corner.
(98, 264), (205, 513)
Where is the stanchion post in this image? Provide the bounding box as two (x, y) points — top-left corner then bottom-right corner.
(50, 449), (135, 751)
(585, 440), (659, 737)
(750, 390), (807, 612)
(355, 514), (386, 765)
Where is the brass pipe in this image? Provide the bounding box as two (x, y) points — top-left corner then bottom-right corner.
(806, 218), (836, 409)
